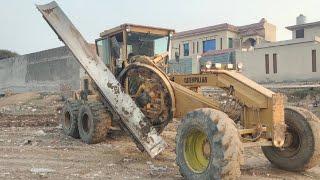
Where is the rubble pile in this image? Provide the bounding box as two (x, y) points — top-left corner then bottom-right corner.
(0, 92), (64, 127)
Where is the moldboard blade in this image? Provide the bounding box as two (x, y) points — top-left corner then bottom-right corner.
(36, 1), (166, 158)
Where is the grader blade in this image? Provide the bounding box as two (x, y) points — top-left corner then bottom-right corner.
(36, 1), (166, 158)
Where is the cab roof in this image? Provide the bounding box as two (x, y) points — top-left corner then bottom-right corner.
(100, 23), (175, 37)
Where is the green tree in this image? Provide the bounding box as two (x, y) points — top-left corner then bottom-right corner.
(0, 49), (19, 60)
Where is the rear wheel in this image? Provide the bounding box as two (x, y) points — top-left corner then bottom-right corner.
(77, 101), (112, 144)
(61, 100), (80, 138)
(262, 107), (320, 171)
(175, 108), (243, 180)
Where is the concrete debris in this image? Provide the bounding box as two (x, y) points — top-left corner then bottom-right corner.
(0, 172), (10, 177)
(4, 89), (14, 97)
(34, 130), (46, 136)
(149, 164), (168, 175)
(20, 139), (32, 146)
(122, 158), (132, 162)
(106, 163), (115, 167)
(56, 124), (62, 129)
(30, 168), (55, 175)
(21, 139), (32, 146)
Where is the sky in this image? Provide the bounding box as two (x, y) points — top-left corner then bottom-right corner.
(1, 0), (320, 54)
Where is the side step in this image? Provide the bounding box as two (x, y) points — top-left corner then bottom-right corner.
(36, 1), (166, 158)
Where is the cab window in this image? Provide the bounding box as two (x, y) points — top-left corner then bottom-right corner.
(127, 32), (168, 58)
(96, 38), (111, 65)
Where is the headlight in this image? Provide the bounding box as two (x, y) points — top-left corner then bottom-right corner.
(227, 64), (234, 69)
(237, 62), (243, 70)
(205, 61), (212, 69)
(215, 63), (222, 69)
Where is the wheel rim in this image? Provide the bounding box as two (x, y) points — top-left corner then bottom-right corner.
(277, 127), (301, 157)
(122, 66), (173, 131)
(64, 111), (71, 129)
(184, 129), (210, 173)
(82, 113), (90, 133)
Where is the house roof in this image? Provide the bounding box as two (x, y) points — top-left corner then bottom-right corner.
(173, 19), (267, 39)
(254, 36), (320, 49)
(173, 23), (238, 39)
(286, 21), (320, 31)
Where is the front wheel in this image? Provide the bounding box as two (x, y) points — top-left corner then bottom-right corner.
(175, 108), (243, 180)
(262, 107), (320, 171)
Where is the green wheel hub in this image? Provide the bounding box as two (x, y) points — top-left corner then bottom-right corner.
(184, 129), (210, 173)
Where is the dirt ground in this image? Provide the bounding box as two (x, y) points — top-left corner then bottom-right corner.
(1, 91), (320, 179)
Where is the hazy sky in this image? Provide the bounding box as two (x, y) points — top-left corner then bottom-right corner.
(1, 0), (320, 54)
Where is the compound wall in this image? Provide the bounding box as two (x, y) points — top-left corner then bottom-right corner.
(0, 46), (80, 94)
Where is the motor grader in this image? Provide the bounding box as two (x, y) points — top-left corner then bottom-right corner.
(37, 1), (320, 179)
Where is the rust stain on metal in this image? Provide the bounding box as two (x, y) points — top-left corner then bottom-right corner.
(147, 136), (154, 144)
(139, 120), (151, 137)
(122, 107), (129, 116)
(107, 82), (120, 94)
(43, 7), (55, 14)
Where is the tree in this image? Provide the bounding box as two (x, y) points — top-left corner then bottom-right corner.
(0, 49), (19, 60)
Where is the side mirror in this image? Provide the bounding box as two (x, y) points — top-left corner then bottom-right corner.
(175, 52), (180, 62)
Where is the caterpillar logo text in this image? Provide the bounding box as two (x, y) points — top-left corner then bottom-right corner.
(184, 76), (208, 84)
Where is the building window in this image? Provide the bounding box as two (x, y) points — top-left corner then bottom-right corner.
(197, 41), (199, 53)
(220, 38), (223, 50)
(265, 54), (269, 74)
(203, 39), (216, 53)
(193, 42), (195, 54)
(312, 50), (317, 72)
(183, 43), (189, 56)
(273, 53), (277, 74)
(228, 38), (233, 48)
(296, 29), (304, 38)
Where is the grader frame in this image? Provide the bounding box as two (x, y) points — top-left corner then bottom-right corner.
(171, 71), (285, 146)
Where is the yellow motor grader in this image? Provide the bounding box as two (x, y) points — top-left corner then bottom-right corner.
(37, 1), (320, 179)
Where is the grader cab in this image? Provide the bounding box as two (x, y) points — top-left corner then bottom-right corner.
(95, 24), (174, 75)
(37, 1), (320, 179)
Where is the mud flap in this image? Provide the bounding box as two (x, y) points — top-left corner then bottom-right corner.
(36, 1), (166, 158)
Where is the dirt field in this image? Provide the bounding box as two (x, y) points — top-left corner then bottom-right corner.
(1, 91), (320, 179)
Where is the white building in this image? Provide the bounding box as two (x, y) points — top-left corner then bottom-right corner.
(171, 18), (276, 60)
(169, 19), (277, 74)
(240, 15), (320, 83)
(169, 15), (320, 83)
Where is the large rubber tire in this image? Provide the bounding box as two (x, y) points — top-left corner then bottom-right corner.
(77, 101), (112, 144)
(61, 100), (80, 138)
(176, 108), (243, 180)
(262, 107), (320, 171)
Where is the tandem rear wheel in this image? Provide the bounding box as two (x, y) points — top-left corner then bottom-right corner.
(61, 99), (113, 144)
(77, 101), (112, 144)
(61, 100), (81, 138)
